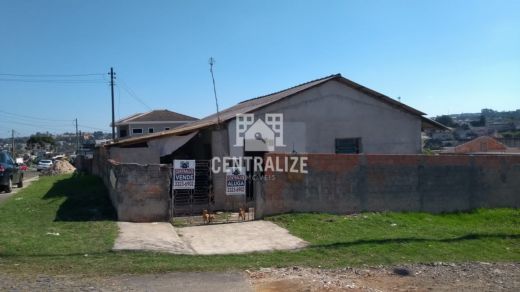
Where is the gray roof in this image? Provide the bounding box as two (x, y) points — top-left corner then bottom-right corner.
(109, 74), (443, 146)
(114, 109), (197, 126)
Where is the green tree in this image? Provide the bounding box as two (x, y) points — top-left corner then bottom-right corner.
(434, 115), (456, 127)
(470, 115), (486, 127)
(26, 135), (56, 149)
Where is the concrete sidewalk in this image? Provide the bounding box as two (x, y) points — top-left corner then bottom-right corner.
(178, 221), (308, 255)
(113, 222), (193, 254)
(114, 221), (307, 255)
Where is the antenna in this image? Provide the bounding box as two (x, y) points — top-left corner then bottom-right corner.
(209, 57), (221, 128)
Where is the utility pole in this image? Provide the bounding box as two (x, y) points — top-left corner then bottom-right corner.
(11, 129), (15, 157)
(208, 58), (221, 129)
(109, 67), (116, 140)
(75, 118), (79, 154)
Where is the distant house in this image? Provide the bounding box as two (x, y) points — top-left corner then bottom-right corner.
(453, 136), (508, 154)
(114, 109), (197, 139)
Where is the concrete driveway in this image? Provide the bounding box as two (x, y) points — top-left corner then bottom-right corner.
(113, 222), (194, 254)
(114, 221), (307, 255)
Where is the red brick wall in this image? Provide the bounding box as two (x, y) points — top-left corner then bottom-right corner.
(259, 153), (520, 216)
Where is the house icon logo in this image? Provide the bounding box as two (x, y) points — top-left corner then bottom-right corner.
(234, 113), (285, 152)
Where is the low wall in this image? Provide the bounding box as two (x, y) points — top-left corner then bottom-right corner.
(74, 155), (92, 173)
(93, 147), (171, 222)
(258, 153), (520, 217)
(110, 147), (160, 164)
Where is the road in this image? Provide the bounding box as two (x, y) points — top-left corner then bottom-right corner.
(0, 171), (38, 204)
(0, 271), (253, 291)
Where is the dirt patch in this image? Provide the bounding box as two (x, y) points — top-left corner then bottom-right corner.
(249, 262), (520, 291)
(52, 160), (76, 174)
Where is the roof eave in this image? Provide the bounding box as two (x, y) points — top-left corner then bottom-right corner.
(421, 116), (451, 131)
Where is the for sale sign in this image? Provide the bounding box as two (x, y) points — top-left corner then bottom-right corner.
(173, 160), (195, 189)
(226, 167), (246, 195)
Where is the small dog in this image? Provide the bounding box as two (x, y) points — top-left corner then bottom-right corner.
(202, 209), (215, 224)
(202, 209), (210, 224)
(238, 208), (246, 221)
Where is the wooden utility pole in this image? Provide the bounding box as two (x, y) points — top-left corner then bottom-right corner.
(11, 129), (15, 157)
(110, 67), (116, 140)
(75, 118), (79, 153)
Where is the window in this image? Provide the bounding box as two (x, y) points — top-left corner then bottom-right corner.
(120, 129), (127, 137)
(148, 128), (154, 133)
(132, 128), (143, 134)
(164, 127), (170, 131)
(335, 138), (362, 154)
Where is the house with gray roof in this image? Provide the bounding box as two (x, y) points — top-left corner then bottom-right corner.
(113, 109), (197, 139)
(108, 73), (445, 158)
(101, 74), (446, 211)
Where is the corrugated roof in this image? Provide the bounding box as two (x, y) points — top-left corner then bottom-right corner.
(108, 74), (439, 147)
(114, 109), (197, 126)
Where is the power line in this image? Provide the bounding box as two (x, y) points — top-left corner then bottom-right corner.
(117, 80), (152, 110)
(0, 111), (107, 132)
(0, 110), (74, 122)
(78, 124), (107, 131)
(0, 78), (107, 84)
(0, 73), (105, 77)
(0, 119), (73, 129)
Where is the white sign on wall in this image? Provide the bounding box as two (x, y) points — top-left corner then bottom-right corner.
(226, 167), (247, 195)
(173, 160), (195, 189)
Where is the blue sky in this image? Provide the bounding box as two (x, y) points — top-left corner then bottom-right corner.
(0, 0), (519, 138)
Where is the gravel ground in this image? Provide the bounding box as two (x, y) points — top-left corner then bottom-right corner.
(249, 262), (520, 291)
(0, 262), (518, 291)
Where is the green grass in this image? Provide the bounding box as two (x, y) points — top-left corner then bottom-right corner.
(0, 175), (519, 275)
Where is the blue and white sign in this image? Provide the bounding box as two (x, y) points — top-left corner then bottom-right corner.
(226, 167), (246, 195)
(173, 160), (195, 189)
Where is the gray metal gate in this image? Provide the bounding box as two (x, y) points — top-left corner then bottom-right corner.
(171, 160), (212, 217)
(170, 159), (256, 225)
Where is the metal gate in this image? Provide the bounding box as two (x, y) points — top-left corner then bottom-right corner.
(171, 160), (212, 218)
(170, 159), (256, 225)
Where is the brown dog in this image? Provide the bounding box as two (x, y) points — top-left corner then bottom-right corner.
(202, 209), (210, 224)
(238, 208), (246, 221)
(202, 209), (215, 224)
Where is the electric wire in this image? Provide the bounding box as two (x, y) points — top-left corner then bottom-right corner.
(117, 79), (153, 110)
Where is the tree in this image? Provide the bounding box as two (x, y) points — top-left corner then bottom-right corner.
(26, 135), (56, 149)
(93, 131), (105, 140)
(470, 115), (486, 127)
(434, 115), (456, 127)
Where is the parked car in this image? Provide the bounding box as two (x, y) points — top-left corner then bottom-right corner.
(37, 160), (53, 171)
(0, 152), (24, 193)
